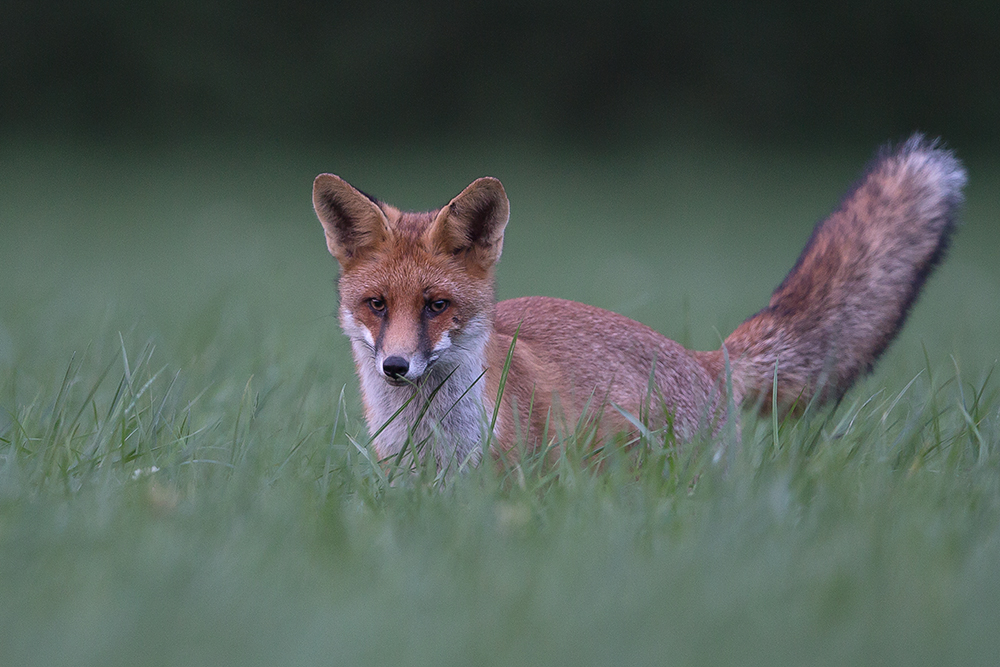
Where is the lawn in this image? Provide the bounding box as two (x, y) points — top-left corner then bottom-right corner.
(1, 135), (998, 666)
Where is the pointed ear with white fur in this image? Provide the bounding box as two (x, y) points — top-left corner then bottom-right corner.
(424, 177), (510, 270)
(312, 174), (390, 268)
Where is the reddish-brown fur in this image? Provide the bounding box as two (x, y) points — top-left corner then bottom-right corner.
(313, 135), (965, 464)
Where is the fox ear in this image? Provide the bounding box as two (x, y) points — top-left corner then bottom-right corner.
(313, 174), (390, 267)
(425, 177), (509, 269)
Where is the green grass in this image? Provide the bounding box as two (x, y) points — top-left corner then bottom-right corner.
(1, 136), (999, 666)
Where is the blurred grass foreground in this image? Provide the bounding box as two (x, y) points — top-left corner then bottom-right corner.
(1, 137), (999, 666)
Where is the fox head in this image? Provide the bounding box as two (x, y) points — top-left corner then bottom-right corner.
(313, 174), (509, 388)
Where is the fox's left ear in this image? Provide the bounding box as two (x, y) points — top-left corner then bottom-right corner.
(425, 177), (509, 269)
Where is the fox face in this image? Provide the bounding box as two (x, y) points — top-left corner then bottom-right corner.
(335, 237), (495, 387)
(313, 174), (510, 461)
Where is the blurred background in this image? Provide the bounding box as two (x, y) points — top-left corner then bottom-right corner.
(1, 0), (996, 383)
(2, 0), (998, 149)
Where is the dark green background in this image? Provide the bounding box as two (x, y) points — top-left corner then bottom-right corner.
(3, 1), (996, 148)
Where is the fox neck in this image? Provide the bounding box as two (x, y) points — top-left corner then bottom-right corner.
(353, 319), (496, 468)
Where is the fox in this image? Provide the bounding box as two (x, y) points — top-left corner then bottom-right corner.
(312, 135), (966, 468)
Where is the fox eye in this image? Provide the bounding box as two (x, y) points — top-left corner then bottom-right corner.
(367, 297), (386, 313)
(426, 299), (450, 315)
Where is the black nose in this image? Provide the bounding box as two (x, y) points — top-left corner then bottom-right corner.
(382, 356), (410, 379)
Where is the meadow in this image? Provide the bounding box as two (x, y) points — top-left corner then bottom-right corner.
(1, 135), (998, 666)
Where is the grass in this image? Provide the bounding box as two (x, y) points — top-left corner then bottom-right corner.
(1, 135), (999, 666)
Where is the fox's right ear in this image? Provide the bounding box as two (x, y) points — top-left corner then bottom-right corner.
(313, 174), (390, 268)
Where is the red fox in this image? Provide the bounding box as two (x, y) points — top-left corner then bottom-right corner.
(313, 135), (965, 467)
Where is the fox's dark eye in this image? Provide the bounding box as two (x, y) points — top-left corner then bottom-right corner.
(426, 299), (449, 315)
(368, 297), (386, 313)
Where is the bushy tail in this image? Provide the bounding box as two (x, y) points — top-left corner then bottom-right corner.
(722, 134), (966, 412)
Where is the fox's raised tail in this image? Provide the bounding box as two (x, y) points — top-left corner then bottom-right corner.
(713, 134), (966, 413)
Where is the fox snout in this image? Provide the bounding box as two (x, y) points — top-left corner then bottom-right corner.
(372, 309), (447, 385)
(374, 349), (434, 385)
